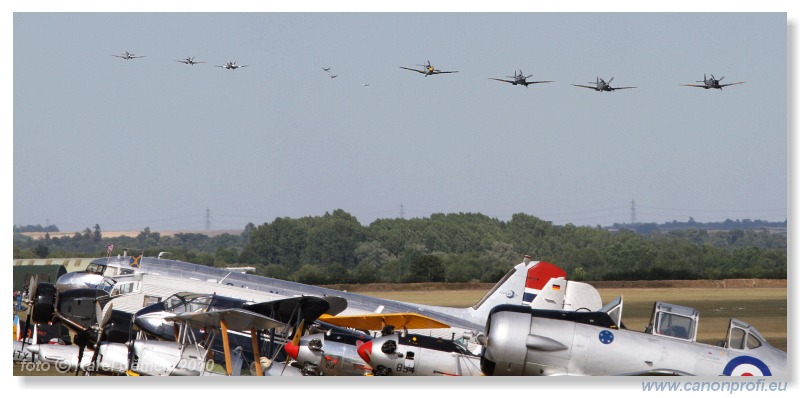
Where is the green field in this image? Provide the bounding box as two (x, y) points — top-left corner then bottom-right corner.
(358, 286), (788, 352)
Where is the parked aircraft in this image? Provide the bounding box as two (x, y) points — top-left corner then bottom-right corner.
(480, 299), (786, 376)
(48, 255), (586, 352)
(340, 313), (481, 376)
(400, 60), (458, 77)
(216, 61), (248, 70)
(283, 272), (604, 376)
(175, 56), (205, 65)
(112, 51), (145, 60)
(572, 77), (635, 92)
(283, 323), (374, 376)
(681, 74), (745, 90)
(489, 70), (553, 87)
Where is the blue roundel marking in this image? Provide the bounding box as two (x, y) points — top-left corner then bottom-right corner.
(599, 330), (614, 344)
(723, 356), (771, 376)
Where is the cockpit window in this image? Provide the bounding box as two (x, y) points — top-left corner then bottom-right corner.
(746, 333), (762, 349)
(86, 263), (106, 274)
(729, 327), (746, 350)
(655, 312), (693, 340)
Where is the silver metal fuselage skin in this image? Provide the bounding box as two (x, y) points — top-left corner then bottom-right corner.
(482, 306), (787, 377)
(362, 334), (482, 376)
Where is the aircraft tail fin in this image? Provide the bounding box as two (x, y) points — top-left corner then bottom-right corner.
(469, 260), (567, 322)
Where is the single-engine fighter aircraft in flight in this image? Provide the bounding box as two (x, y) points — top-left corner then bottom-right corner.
(489, 70), (553, 87)
(112, 51), (145, 60)
(572, 76), (635, 92)
(175, 56), (206, 65)
(480, 299), (786, 376)
(681, 74), (745, 90)
(216, 61), (248, 70)
(400, 60), (458, 77)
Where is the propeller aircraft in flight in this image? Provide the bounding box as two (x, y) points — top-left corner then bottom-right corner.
(489, 70), (553, 87)
(480, 298), (787, 376)
(400, 60), (458, 77)
(112, 51), (145, 60)
(216, 61), (248, 70)
(175, 56), (206, 65)
(681, 74), (745, 90)
(572, 76), (636, 92)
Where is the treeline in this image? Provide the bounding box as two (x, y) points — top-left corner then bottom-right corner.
(12, 210), (786, 284)
(612, 217), (787, 235)
(13, 224), (60, 233)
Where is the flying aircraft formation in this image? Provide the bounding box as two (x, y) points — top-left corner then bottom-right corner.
(14, 251), (784, 377)
(107, 51), (747, 93)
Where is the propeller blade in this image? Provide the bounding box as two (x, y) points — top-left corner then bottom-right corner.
(609, 77), (614, 84)
(719, 76), (725, 81)
(19, 275), (38, 353)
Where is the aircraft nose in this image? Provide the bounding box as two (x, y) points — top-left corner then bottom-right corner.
(357, 340), (372, 364)
(284, 341), (299, 360)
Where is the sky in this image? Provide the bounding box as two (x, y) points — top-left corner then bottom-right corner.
(6, 3), (793, 236)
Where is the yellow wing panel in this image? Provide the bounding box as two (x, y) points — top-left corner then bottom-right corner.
(318, 312), (450, 330)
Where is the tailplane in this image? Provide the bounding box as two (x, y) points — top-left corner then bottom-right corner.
(467, 259), (567, 324)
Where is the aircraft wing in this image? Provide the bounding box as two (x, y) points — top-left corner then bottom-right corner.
(434, 70), (458, 74)
(571, 84), (598, 90)
(399, 66), (426, 74)
(243, 296), (333, 324)
(489, 78), (515, 84)
(616, 369), (694, 376)
(530, 80), (554, 84)
(318, 312), (450, 331)
(166, 308), (287, 332)
(610, 86), (636, 90)
(719, 81), (745, 87)
(681, 84), (706, 88)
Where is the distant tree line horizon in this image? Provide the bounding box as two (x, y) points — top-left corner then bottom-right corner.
(13, 211), (787, 284)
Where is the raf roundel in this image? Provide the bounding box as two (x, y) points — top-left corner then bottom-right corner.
(599, 330), (614, 344)
(723, 356), (772, 376)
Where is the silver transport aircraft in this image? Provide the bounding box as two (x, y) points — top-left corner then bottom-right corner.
(51, 255), (600, 354)
(681, 74), (745, 90)
(572, 76), (636, 92)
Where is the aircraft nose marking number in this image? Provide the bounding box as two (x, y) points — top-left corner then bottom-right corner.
(599, 330), (614, 344)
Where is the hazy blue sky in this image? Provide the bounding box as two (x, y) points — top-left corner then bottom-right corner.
(7, 4), (791, 235)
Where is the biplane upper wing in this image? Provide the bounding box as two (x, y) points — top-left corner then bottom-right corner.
(318, 312), (450, 331)
(166, 308), (287, 332)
